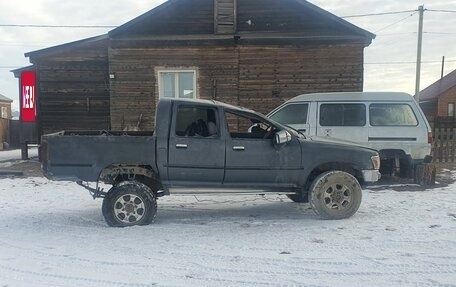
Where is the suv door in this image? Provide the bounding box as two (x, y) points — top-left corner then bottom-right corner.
(168, 104), (225, 185)
(317, 102), (368, 144)
(223, 110), (301, 188)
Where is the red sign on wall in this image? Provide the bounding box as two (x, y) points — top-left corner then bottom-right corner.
(21, 71), (36, 122)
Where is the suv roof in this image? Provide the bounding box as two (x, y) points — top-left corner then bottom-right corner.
(288, 92), (415, 103)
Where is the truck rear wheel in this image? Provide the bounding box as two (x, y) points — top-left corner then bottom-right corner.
(102, 181), (157, 227)
(309, 171), (362, 220)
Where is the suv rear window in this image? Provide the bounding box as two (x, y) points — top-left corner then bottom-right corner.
(319, 104), (366, 126)
(369, 104), (418, 126)
(269, 103), (308, 124)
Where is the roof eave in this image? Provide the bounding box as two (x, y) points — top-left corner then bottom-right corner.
(294, 0), (376, 42)
(24, 34), (108, 59)
(109, 0), (178, 38)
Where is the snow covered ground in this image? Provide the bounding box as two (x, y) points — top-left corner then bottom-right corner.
(0, 175), (455, 286)
(0, 148), (38, 164)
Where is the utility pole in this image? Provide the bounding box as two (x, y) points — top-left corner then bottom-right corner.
(441, 56), (445, 79)
(414, 5), (425, 102)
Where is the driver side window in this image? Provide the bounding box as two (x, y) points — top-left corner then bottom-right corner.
(225, 111), (275, 139)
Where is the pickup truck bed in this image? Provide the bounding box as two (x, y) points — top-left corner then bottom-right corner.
(41, 131), (156, 182)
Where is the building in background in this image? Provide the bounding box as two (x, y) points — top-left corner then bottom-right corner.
(419, 69), (456, 122)
(0, 94), (13, 150)
(13, 0), (375, 136)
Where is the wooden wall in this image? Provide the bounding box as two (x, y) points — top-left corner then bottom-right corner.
(30, 39), (110, 134)
(437, 85), (456, 117)
(109, 43), (364, 130)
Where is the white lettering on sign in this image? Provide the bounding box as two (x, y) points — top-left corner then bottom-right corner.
(23, 86), (34, 109)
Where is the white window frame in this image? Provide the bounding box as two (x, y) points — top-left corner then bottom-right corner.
(448, 103), (455, 117)
(0, 107), (7, 119)
(157, 69), (197, 99)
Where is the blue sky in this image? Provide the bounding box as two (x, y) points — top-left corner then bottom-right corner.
(1, 0), (455, 111)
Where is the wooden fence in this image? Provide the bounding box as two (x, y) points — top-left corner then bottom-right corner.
(0, 118), (9, 150)
(432, 119), (456, 163)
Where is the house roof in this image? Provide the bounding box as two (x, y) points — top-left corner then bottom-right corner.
(419, 69), (456, 102)
(24, 34), (108, 59)
(108, 0), (375, 45)
(0, 94), (13, 103)
(294, 0), (375, 40)
(109, 0), (177, 37)
(10, 65), (34, 79)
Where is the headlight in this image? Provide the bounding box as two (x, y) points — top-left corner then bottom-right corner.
(371, 155), (380, 170)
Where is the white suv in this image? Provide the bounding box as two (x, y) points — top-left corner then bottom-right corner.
(268, 92), (433, 178)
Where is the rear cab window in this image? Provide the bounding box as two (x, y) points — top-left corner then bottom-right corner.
(319, 103), (366, 126)
(369, 104), (418, 126)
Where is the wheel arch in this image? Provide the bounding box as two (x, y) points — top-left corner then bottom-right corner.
(98, 163), (162, 193)
(305, 162), (364, 189)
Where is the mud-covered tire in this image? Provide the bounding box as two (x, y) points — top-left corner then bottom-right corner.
(287, 193), (309, 203)
(414, 163), (436, 186)
(309, 171), (362, 220)
(102, 181), (157, 227)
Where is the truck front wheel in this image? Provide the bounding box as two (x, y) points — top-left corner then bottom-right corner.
(102, 181), (157, 227)
(309, 171), (362, 220)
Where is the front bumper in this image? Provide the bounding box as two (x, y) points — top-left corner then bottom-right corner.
(362, 169), (381, 182)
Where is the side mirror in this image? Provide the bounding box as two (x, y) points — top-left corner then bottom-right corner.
(274, 130), (292, 145)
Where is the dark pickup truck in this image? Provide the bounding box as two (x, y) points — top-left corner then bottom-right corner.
(41, 98), (380, 227)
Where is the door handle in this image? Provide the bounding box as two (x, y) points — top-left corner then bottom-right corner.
(232, 146), (245, 151)
(176, 144), (188, 149)
(298, 129), (306, 133)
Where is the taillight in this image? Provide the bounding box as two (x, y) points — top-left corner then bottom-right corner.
(428, 132), (433, 144)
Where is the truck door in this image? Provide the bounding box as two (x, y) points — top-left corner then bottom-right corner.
(168, 104), (225, 185)
(224, 110), (301, 188)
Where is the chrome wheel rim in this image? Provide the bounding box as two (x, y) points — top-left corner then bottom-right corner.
(113, 194), (146, 224)
(323, 184), (352, 210)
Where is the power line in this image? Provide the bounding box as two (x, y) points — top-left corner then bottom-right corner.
(0, 24), (116, 28)
(374, 12), (417, 33)
(341, 10), (416, 18)
(427, 9), (456, 13)
(365, 59), (456, 65)
(424, 31), (456, 35)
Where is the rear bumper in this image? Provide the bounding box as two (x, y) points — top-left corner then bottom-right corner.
(362, 169), (381, 182)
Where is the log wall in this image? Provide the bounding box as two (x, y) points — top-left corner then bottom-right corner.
(109, 43), (364, 130)
(31, 39), (110, 134)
